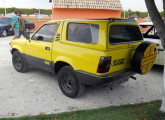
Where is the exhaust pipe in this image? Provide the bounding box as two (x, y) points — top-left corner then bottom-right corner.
(130, 76), (137, 80)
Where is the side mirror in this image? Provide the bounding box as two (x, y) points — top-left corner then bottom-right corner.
(37, 36), (44, 41)
(25, 32), (30, 40)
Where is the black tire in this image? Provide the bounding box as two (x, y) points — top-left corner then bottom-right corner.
(1, 30), (8, 37)
(58, 66), (85, 98)
(132, 41), (157, 75)
(12, 51), (28, 73)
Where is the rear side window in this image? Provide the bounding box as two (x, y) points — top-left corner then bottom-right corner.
(67, 23), (99, 44)
(109, 25), (143, 44)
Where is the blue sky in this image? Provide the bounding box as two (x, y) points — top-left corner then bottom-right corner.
(0, 0), (163, 11)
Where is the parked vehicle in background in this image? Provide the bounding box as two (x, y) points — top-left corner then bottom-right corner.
(140, 22), (164, 65)
(0, 17), (35, 37)
(11, 18), (157, 98)
(0, 17), (14, 37)
(24, 19), (35, 32)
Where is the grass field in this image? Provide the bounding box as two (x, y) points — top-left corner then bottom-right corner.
(1, 100), (165, 120)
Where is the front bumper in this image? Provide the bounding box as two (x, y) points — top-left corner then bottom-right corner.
(0, 30), (2, 36)
(75, 70), (136, 86)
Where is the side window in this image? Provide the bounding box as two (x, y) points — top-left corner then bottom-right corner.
(32, 24), (58, 42)
(67, 23), (99, 44)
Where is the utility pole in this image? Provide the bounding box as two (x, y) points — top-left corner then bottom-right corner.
(3, 0), (6, 16)
(39, 8), (40, 20)
(148, 12), (150, 21)
(5, 7), (6, 16)
(124, 10), (126, 18)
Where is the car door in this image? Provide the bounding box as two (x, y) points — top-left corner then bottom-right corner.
(24, 23), (58, 72)
(6, 18), (13, 34)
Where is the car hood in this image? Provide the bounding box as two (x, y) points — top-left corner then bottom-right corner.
(0, 23), (8, 27)
(11, 38), (27, 47)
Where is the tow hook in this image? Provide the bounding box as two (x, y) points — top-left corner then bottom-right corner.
(130, 76), (137, 80)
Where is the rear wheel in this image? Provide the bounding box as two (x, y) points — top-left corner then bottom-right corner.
(12, 51), (28, 73)
(58, 66), (85, 98)
(1, 30), (7, 37)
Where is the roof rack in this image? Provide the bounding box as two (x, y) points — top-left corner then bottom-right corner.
(47, 18), (136, 23)
(65, 18), (136, 22)
(110, 18), (136, 23)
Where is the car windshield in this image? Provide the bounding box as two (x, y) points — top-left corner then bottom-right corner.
(0, 18), (11, 23)
(109, 25), (143, 44)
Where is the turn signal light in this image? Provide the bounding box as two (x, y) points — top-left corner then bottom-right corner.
(97, 57), (111, 73)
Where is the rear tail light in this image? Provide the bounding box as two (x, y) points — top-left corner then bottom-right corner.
(97, 57), (112, 73)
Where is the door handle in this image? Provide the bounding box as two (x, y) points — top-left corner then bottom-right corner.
(45, 47), (50, 50)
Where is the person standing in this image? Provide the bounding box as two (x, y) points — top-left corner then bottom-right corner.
(18, 11), (27, 38)
(10, 11), (19, 40)
(129, 14), (135, 19)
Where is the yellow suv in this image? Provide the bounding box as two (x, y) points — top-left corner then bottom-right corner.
(11, 18), (157, 98)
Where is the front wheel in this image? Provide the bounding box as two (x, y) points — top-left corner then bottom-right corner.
(12, 51), (28, 73)
(1, 30), (8, 37)
(58, 66), (85, 98)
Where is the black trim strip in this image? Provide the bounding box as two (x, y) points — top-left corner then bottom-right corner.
(23, 54), (54, 73)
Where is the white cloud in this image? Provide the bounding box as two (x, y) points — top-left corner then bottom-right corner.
(120, 0), (163, 11)
(0, 0), (52, 9)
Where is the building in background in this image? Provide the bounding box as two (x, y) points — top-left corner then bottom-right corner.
(50, 0), (122, 19)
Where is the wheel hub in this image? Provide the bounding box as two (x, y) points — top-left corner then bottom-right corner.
(14, 56), (22, 69)
(65, 77), (73, 88)
(2, 30), (7, 37)
(62, 74), (74, 92)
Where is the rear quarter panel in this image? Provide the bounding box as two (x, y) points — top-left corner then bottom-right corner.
(52, 20), (143, 76)
(52, 20), (109, 75)
(52, 42), (107, 75)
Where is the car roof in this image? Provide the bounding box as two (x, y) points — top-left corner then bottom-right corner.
(46, 18), (136, 24)
(47, 18), (110, 23)
(0, 17), (11, 19)
(139, 22), (153, 26)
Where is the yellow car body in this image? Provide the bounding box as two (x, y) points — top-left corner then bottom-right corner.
(11, 19), (142, 73)
(11, 18), (154, 98)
